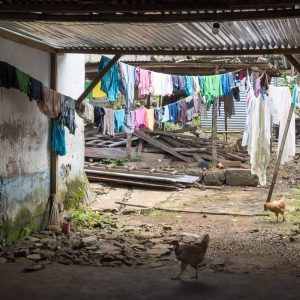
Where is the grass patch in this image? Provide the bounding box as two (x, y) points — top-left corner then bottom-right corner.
(143, 208), (177, 217)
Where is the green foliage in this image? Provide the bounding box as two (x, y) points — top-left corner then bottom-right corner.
(67, 204), (116, 230)
(192, 116), (201, 128)
(164, 122), (182, 131)
(64, 187), (85, 211)
(64, 186), (117, 230)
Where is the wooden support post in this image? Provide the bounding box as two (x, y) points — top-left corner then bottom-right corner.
(126, 133), (132, 160)
(50, 53), (57, 217)
(76, 54), (121, 106)
(224, 110), (228, 142)
(137, 139), (144, 157)
(146, 94), (151, 109)
(266, 103), (294, 202)
(211, 98), (218, 163)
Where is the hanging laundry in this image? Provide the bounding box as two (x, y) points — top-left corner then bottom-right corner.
(242, 77), (256, 148)
(193, 76), (200, 94)
(114, 109), (126, 133)
(168, 102), (178, 124)
(291, 84), (300, 108)
(91, 81), (107, 98)
(186, 96), (195, 121)
(202, 75), (223, 108)
(150, 71), (162, 96)
(58, 95), (76, 134)
(52, 120), (66, 156)
(154, 107), (163, 128)
(0, 61), (17, 89)
(222, 94), (235, 118)
(193, 94), (202, 114)
(98, 56), (119, 101)
(134, 108), (147, 129)
(184, 76), (194, 97)
(27, 77), (43, 102)
(172, 75), (181, 91)
(39, 86), (60, 118)
(221, 73), (232, 96)
(81, 100), (94, 123)
(135, 67), (152, 98)
(178, 98), (187, 123)
(119, 62), (135, 108)
(161, 105), (170, 123)
(16, 68), (30, 94)
(125, 110), (135, 133)
(163, 74), (173, 96)
(146, 109), (155, 131)
(102, 108), (115, 136)
(94, 107), (106, 130)
(269, 86), (296, 164)
(249, 93), (271, 186)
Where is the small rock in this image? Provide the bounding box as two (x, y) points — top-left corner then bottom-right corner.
(180, 232), (201, 243)
(146, 248), (171, 256)
(85, 246), (98, 251)
(25, 236), (40, 243)
(27, 254), (42, 261)
(163, 225), (172, 231)
(34, 243), (44, 248)
(82, 235), (97, 245)
(14, 249), (30, 258)
(202, 215), (207, 218)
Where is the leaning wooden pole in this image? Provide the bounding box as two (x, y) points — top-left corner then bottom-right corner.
(76, 54), (121, 106)
(266, 103), (294, 202)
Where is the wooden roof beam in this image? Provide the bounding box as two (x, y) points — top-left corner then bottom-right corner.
(0, 28), (56, 53)
(0, 1), (297, 13)
(57, 48), (300, 56)
(1, 9), (299, 22)
(284, 54), (300, 72)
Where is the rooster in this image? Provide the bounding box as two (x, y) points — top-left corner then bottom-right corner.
(170, 234), (210, 280)
(264, 197), (287, 222)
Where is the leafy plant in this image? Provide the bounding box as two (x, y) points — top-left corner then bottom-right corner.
(67, 204), (117, 230)
(192, 116), (201, 128)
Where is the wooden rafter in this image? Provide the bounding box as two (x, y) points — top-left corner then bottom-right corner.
(284, 54), (300, 73)
(0, 9), (299, 22)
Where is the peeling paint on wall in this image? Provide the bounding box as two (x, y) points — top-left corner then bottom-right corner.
(0, 40), (85, 243)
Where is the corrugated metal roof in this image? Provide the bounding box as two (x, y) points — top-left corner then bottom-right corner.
(0, 18), (300, 54)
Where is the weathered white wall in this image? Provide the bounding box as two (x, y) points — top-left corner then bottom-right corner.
(0, 38), (51, 242)
(0, 39), (85, 243)
(57, 54), (85, 198)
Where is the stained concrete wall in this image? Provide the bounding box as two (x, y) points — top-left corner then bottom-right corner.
(0, 39), (85, 244)
(56, 54), (85, 200)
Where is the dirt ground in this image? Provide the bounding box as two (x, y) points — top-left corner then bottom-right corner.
(89, 183), (300, 276)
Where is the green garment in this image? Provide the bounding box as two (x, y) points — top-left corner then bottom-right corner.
(84, 81), (93, 100)
(202, 75), (223, 109)
(16, 68), (30, 94)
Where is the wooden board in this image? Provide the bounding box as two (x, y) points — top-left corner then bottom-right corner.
(134, 130), (190, 162)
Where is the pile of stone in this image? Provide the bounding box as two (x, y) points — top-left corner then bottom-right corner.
(0, 225), (195, 268)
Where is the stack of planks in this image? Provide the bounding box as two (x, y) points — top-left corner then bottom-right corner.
(85, 163), (200, 190)
(84, 125), (248, 167)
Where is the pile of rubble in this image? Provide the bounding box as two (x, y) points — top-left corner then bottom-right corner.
(0, 225), (184, 268)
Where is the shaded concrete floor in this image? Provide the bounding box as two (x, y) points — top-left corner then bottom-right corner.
(0, 263), (299, 300)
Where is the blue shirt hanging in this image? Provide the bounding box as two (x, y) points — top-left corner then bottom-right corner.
(184, 76), (194, 97)
(98, 56), (119, 101)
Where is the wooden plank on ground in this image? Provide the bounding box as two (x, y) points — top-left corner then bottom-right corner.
(134, 130), (190, 162)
